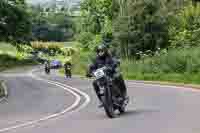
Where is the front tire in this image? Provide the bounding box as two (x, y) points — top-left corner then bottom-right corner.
(102, 87), (116, 118)
(45, 68), (50, 74)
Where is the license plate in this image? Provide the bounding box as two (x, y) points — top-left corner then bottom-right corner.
(94, 68), (105, 79)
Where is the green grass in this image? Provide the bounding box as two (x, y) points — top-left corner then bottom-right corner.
(65, 46), (200, 85)
(0, 43), (38, 72)
(0, 54), (38, 72)
(0, 42), (17, 56)
(120, 47), (200, 84)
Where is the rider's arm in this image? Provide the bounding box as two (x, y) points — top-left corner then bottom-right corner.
(86, 58), (98, 77)
(106, 57), (119, 70)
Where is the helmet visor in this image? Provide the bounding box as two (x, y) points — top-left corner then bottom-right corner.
(98, 50), (105, 56)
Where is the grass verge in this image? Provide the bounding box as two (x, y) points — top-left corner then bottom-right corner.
(59, 47), (200, 87)
(0, 54), (38, 72)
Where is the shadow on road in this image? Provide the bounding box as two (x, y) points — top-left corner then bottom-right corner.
(119, 108), (160, 118)
(95, 108), (160, 120)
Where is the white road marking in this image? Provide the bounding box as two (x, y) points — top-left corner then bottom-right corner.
(30, 68), (91, 113)
(0, 69), (91, 132)
(52, 82), (91, 113)
(0, 81), (8, 103)
(0, 97), (5, 103)
(128, 82), (200, 92)
(1, 81), (8, 97)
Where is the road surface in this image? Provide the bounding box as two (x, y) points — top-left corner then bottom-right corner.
(0, 67), (200, 133)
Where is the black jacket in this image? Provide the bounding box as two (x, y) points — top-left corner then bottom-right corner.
(88, 54), (119, 75)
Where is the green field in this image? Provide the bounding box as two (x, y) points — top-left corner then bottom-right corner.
(0, 42), (17, 56)
(0, 43), (37, 72)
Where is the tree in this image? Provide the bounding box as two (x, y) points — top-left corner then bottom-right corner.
(192, 0), (200, 6)
(29, 5), (75, 42)
(0, 0), (31, 46)
(113, 0), (188, 58)
(80, 0), (112, 34)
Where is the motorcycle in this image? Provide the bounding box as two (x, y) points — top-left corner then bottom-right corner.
(44, 61), (50, 74)
(93, 66), (129, 118)
(65, 65), (72, 78)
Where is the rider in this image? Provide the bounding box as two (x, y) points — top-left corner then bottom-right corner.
(64, 57), (72, 78)
(87, 44), (128, 107)
(44, 60), (50, 73)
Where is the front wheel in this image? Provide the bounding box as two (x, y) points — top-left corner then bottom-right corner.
(102, 87), (116, 118)
(45, 68), (50, 74)
(65, 70), (72, 78)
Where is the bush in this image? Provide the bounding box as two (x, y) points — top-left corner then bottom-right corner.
(121, 47), (200, 75)
(169, 5), (200, 48)
(0, 54), (37, 71)
(60, 47), (78, 56)
(77, 32), (94, 49)
(31, 41), (63, 55)
(113, 0), (169, 57)
(88, 34), (102, 51)
(67, 50), (95, 75)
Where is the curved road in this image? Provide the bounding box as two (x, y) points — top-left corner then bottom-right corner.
(0, 68), (200, 133)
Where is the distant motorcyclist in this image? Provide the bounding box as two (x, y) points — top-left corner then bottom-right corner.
(44, 60), (50, 74)
(64, 57), (72, 78)
(87, 44), (128, 107)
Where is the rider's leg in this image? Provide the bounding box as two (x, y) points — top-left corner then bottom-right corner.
(64, 69), (67, 77)
(113, 75), (127, 99)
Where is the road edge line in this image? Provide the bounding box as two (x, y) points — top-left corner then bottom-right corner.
(0, 72), (81, 132)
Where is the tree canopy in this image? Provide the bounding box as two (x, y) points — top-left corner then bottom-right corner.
(78, 0), (198, 58)
(0, 0), (31, 45)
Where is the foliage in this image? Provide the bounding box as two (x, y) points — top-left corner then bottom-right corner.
(70, 46), (200, 84)
(113, 0), (171, 57)
(80, 0), (112, 34)
(121, 46), (200, 75)
(169, 5), (200, 48)
(78, 0), (193, 58)
(76, 32), (94, 49)
(0, 42), (16, 56)
(77, 0), (113, 52)
(31, 41), (78, 56)
(0, 0), (31, 45)
(0, 54), (37, 72)
(31, 41), (63, 54)
(29, 5), (75, 42)
(0, 42), (37, 72)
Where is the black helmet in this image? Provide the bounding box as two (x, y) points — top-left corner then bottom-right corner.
(96, 44), (108, 57)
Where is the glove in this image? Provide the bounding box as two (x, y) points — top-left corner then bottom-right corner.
(86, 72), (92, 78)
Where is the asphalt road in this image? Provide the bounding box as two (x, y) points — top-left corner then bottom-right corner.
(0, 67), (200, 133)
